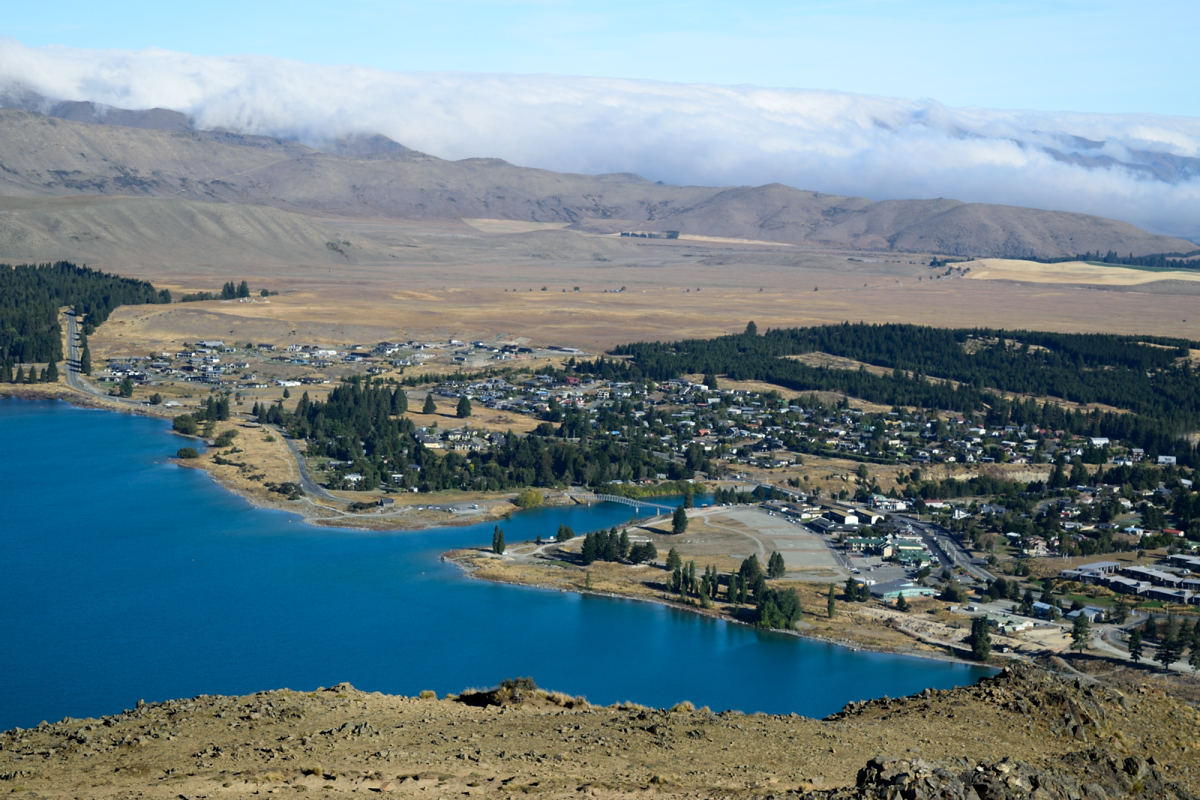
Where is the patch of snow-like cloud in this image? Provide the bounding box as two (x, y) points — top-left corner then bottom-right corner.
(1, 38), (1199, 240)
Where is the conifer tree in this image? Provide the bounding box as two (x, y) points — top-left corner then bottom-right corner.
(14, 365), (23, 384)
(456, 395), (472, 418)
(80, 340), (92, 375)
(1127, 627), (1144, 662)
(969, 616), (992, 662)
(581, 532), (598, 565)
(666, 547), (682, 572)
(491, 526), (506, 555)
(1070, 613), (1091, 652)
(672, 504), (689, 535)
(45, 360), (58, 382)
(422, 394), (437, 414)
(391, 389), (408, 414)
(828, 584), (836, 618)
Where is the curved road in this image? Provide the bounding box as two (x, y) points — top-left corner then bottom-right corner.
(279, 432), (345, 503)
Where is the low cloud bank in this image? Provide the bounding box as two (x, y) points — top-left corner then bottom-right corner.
(2, 39), (1199, 240)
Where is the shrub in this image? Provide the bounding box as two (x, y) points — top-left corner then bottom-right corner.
(172, 414), (198, 436)
(214, 429), (239, 447)
(176, 447), (200, 459)
(513, 489), (544, 508)
(419, 690), (437, 700)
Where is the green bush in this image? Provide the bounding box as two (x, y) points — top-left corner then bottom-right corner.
(513, 489), (544, 508)
(214, 429), (239, 447)
(176, 447), (200, 459)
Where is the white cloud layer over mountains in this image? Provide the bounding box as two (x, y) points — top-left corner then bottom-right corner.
(2, 39), (1199, 241)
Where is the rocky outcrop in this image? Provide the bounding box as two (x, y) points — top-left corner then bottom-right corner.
(808, 751), (1196, 799)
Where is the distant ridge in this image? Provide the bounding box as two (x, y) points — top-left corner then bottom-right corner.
(0, 105), (1192, 259)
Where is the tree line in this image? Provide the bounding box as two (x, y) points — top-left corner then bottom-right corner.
(0, 261), (168, 378)
(1031, 250), (1200, 270)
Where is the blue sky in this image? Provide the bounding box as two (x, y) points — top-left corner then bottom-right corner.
(4, 0), (1198, 115)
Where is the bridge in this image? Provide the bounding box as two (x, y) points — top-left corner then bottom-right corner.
(566, 493), (677, 515)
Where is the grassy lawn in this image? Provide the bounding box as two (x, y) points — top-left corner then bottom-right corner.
(1060, 592), (1117, 607)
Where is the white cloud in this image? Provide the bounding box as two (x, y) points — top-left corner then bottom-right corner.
(2, 38), (1199, 241)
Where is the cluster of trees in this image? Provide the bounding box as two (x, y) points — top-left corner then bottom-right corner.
(0, 261), (168, 378)
(1033, 249), (1200, 270)
(173, 394), (232, 435)
(581, 527), (629, 564)
(2, 360), (58, 384)
(491, 526), (506, 555)
(263, 379), (686, 493)
(1129, 614), (1200, 672)
(181, 280), (261, 303)
(711, 485), (787, 505)
(844, 576), (872, 602)
(579, 527), (657, 565)
(757, 585), (802, 629)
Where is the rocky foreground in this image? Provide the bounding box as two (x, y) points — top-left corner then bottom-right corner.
(3, 665), (1199, 799)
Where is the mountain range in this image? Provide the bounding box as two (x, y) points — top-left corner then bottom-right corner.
(0, 102), (1194, 261)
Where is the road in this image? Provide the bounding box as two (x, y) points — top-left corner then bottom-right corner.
(902, 516), (995, 583)
(64, 310), (102, 396)
(279, 432), (345, 503)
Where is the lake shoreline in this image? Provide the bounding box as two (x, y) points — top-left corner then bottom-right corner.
(3, 385), (547, 532)
(444, 547), (994, 673)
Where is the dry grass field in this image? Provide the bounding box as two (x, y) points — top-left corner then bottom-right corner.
(966, 258), (1200, 287)
(91, 222), (1200, 355)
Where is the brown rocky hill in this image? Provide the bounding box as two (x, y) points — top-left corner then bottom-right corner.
(0, 107), (1192, 259)
(3, 665), (1199, 799)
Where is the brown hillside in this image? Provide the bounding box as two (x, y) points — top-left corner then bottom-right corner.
(2, 665), (1199, 799)
(0, 108), (1192, 259)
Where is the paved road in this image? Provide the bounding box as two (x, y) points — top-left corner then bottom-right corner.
(65, 310), (99, 396)
(279, 432), (345, 504)
(902, 516), (995, 583)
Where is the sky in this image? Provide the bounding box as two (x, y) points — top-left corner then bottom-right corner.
(1, 2), (1198, 239)
(4, 0), (1198, 116)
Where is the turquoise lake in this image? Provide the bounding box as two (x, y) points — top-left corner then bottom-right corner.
(0, 398), (991, 729)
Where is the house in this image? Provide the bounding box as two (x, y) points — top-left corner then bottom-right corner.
(1065, 606), (1105, 623)
(1159, 456), (1178, 466)
(415, 432), (444, 449)
(379, 497), (395, 507)
(1029, 601), (1055, 618)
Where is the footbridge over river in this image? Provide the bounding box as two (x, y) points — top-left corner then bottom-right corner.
(566, 493), (677, 516)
